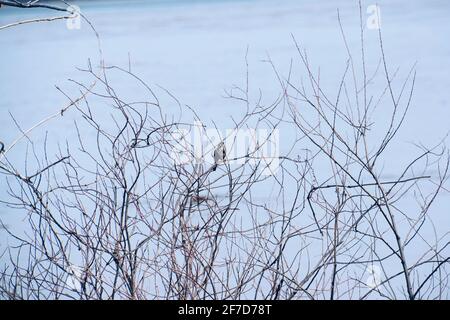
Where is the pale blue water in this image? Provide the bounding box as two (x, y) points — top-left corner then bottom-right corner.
(0, 0), (449, 298)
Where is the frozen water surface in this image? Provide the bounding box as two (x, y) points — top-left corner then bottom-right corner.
(0, 0), (449, 298)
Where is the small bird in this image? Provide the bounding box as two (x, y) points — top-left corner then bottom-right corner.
(212, 141), (226, 171)
(0, 141), (4, 154)
(192, 194), (209, 203)
(112, 241), (122, 265)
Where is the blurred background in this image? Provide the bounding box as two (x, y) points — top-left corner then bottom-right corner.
(1, 0), (449, 264)
(1, 0), (449, 145)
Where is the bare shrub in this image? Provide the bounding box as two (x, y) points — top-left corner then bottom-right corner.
(0, 4), (448, 300)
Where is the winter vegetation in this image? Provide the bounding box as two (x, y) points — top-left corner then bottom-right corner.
(0, 0), (449, 300)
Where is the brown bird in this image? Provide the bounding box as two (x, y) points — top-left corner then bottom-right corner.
(212, 141), (226, 171)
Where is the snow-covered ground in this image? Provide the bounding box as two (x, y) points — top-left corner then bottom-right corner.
(0, 0), (449, 298)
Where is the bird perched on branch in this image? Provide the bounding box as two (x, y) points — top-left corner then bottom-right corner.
(191, 194), (213, 205)
(0, 141), (4, 154)
(112, 241), (122, 265)
(212, 141), (226, 171)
